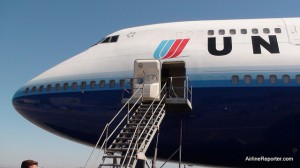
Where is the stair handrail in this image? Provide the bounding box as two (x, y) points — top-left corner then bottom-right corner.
(124, 95), (166, 168)
(121, 82), (167, 167)
(101, 83), (144, 150)
(166, 76), (192, 104)
(84, 79), (144, 168)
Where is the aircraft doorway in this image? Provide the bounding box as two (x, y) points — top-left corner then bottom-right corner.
(161, 61), (186, 98)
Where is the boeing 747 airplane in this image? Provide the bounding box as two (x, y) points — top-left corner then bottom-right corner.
(13, 17), (300, 167)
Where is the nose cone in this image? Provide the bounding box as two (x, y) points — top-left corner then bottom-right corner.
(12, 86), (42, 125)
(12, 84), (103, 146)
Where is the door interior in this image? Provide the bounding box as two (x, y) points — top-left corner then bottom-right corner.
(161, 61), (186, 98)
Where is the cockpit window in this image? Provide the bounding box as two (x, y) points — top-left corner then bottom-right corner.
(98, 35), (119, 44)
(110, 35), (119, 42)
(101, 37), (110, 43)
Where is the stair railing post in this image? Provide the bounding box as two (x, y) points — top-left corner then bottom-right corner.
(105, 123), (109, 153)
(127, 103), (130, 122)
(185, 77), (187, 99)
(179, 120), (182, 168)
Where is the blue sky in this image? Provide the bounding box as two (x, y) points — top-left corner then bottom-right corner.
(0, 0), (299, 167)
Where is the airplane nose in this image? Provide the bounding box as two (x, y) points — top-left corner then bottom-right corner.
(12, 84), (105, 145)
(12, 87), (42, 125)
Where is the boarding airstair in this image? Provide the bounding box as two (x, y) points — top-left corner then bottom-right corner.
(96, 81), (167, 168)
(100, 100), (166, 168)
(84, 60), (192, 168)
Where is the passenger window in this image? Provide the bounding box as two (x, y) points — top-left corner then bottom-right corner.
(241, 29), (247, 34)
(90, 81), (96, 89)
(230, 29), (236, 35)
(25, 87), (29, 94)
(72, 82), (77, 90)
(282, 75), (290, 84)
(270, 75), (277, 84)
(275, 28), (281, 33)
(256, 75), (264, 84)
(63, 83), (69, 90)
(296, 75), (300, 84)
(219, 29), (225, 35)
(81, 81), (86, 89)
(46, 84), (51, 92)
(263, 28), (270, 34)
(231, 75), (239, 84)
(110, 80), (115, 88)
(100, 80), (105, 88)
(137, 78), (144, 84)
(32, 86), (36, 93)
(38, 85), (44, 92)
(208, 30), (214, 35)
(252, 28), (258, 34)
(55, 84), (60, 91)
(120, 79), (125, 87)
(244, 75), (252, 84)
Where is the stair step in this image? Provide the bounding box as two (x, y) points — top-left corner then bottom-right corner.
(126, 122), (152, 125)
(112, 142), (142, 146)
(115, 137), (145, 140)
(130, 119), (156, 122)
(100, 163), (133, 167)
(103, 155), (132, 159)
(123, 126), (151, 131)
(137, 110), (161, 113)
(132, 115), (155, 118)
(107, 148), (138, 152)
(119, 132), (135, 135)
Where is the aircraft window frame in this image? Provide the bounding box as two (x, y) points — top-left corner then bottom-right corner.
(55, 83), (60, 91)
(208, 30), (214, 36)
(231, 75), (239, 84)
(244, 75), (252, 84)
(25, 87), (29, 94)
(46, 84), (51, 92)
(252, 28), (258, 34)
(256, 75), (264, 84)
(100, 80), (105, 88)
(263, 28), (270, 34)
(120, 79), (125, 88)
(219, 29), (225, 35)
(31, 86), (36, 93)
(109, 80), (115, 88)
(282, 75), (290, 84)
(275, 28), (281, 34)
(101, 37), (111, 43)
(130, 79), (133, 85)
(38, 85), (44, 92)
(296, 75), (300, 84)
(110, 35), (119, 42)
(241, 29), (247, 34)
(230, 29), (236, 35)
(81, 81), (87, 90)
(269, 75), (277, 84)
(63, 83), (69, 90)
(72, 82), (77, 90)
(90, 81), (96, 89)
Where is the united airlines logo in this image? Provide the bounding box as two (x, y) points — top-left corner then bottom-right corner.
(154, 39), (190, 59)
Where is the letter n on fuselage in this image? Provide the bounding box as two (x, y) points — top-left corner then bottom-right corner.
(252, 35), (280, 54)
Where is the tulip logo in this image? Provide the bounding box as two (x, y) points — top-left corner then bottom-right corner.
(154, 39), (189, 59)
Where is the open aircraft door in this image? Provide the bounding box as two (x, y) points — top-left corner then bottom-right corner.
(133, 59), (161, 100)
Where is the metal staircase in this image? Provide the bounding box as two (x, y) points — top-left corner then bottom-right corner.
(84, 76), (192, 168)
(100, 100), (166, 168)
